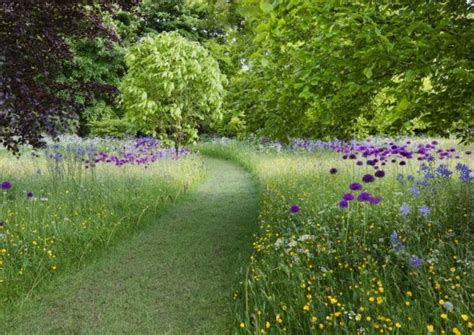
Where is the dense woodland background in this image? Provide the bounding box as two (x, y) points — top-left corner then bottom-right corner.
(1, 0), (472, 153)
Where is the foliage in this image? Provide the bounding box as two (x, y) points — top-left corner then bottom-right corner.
(228, 1), (473, 142)
(89, 118), (136, 138)
(121, 32), (225, 153)
(0, 1), (139, 153)
(200, 138), (473, 334)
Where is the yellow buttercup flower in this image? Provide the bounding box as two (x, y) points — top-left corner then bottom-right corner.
(427, 324), (434, 332)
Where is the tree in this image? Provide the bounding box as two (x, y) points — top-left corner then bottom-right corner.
(0, 1), (138, 153)
(228, 0), (473, 142)
(121, 32), (225, 154)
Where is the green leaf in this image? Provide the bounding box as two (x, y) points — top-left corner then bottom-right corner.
(259, 2), (273, 14)
(363, 67), (373, 79)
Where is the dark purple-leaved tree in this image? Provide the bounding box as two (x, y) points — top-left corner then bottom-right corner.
(0, 1), (138, 153)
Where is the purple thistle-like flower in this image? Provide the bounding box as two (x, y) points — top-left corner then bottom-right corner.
(343, 192), (355, 201)
(418, 205), (430, 216)
(26, 192), (34, 198)
(349, 183), (363, 191)
(338, 199), (349, 209)
(374, 170), (385, 178)
(289, 205), (300, 214)
(357, 191), (371, 202)
(362, 174), (375, 183)
(330, 168), (338, 175)
(409, 255), (424, 268)
(400, 203), (411, 216)
(368, 196), (382, 205)
(1, 181), (12, 190)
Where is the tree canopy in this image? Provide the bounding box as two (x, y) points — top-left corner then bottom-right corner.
(121, 32), (225, 153)
(227, 0), (473, 142)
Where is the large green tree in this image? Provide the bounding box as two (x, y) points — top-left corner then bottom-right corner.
(121, 32), (225, 154)
(228, 0), (473, 142)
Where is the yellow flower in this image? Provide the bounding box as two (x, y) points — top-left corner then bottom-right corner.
(439, 299), (445, 305)
(276, 314), (283, 324)
(366, 316), (372, 322)
(319, 323), (324, 330)
(427, 324), (434, 332)
(406, 291), (412, 297)
(311, 316), (317, 322)
(265, 321), (270, 329)
(395, 323), (401, 328)
(376, 296), (383, 304)
(461, 314), (469, 321)
(303, 304), (310, 311)
(355, 314), (362, 321)
(450, 267), (456, 273)
(441, 313), (448, 320)
(239, 322), (245, 328)
(369, 297), (375, 302)
(452, 327), (461, 335)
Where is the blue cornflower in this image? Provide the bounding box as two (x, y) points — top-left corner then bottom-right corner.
(409, 186), (420, 198)
(424, 172), (434, 180)
(409, 255), (424, 268)
(338, 199), (349, 209)
(435, 165), (452, 178)
(418, 205), (430, 216)
(390, 231), (405, 252)
(456, 163), (472, 183)
(400, 203), (411, 216)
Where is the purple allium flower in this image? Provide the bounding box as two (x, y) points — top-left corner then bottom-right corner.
(289, 205), (300, 214)
(357, 191), (371, 202)
(349, 183), (362, 191)
(330, 168), (338, 175)
(356, 161), (363, 166)
(418, 205), (430, 216)
(390, 231), (405, 252)
(1, 181), (12, 190)
(368, 196), (382, 205)
(409, 255), (424, 268)
(400, 202), (411, 216)
(349, 154), (357, 160)
(338, 199), (349, 209)
(399, 161), (406, 166)
(26, 192), (34, 198)
(343, 192), (355, 201)
(374, 170), (385, 178)
(362, 174), (375, 183)
(435, 165), (452, 178)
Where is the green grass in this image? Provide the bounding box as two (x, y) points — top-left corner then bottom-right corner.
(2, 157), (259, 334)
(1, 150), (205, 300)
(200, 140), (473, 334)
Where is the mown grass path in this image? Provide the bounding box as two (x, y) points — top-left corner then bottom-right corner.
(3, 158), (259, 334)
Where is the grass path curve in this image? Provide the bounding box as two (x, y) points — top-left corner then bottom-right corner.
(3, 157), (259, 334)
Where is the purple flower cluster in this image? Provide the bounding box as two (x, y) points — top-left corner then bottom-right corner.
(93, 137), (190, 167)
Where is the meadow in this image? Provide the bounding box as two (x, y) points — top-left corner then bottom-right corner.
(1, 136), (205, 301)
(200, 137), (473, 334)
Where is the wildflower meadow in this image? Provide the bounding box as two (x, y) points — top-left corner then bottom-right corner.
(2, 1), (473, 334)
(200, 138), (473, 334)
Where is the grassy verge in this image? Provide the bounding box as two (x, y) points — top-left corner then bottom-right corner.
(1, 143), (205, 301)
